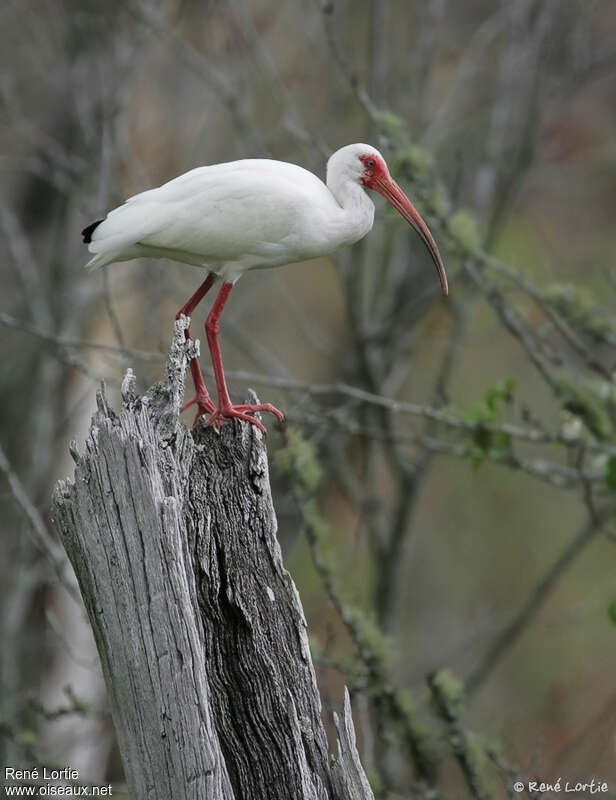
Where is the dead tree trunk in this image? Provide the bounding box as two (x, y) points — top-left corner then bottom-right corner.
(51, 317), (374, 800)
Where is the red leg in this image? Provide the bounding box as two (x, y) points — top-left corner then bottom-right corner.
(202, 281), (284, 432)
(176, 272), (217, 319)
(175, 273), (216, 422)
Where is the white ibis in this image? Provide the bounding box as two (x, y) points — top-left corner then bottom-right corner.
(83, 143), (448, 432)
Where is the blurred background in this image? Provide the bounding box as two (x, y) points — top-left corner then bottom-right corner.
(1, 0), (616, 797)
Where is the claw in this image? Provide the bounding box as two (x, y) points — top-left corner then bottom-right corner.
(201, 402), (284, 433)
(232, 402), (285, 423)
(181, 392), (216, 426)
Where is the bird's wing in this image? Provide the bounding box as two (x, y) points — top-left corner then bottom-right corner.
(86, 202), (170, 256)
(85, 164), (246, 259)
(87, 160), (335, 268)
(123, 159), (322, 205)
(138, 163), (335, 265)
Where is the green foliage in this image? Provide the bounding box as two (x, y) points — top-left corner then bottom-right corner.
(605, 456), (616, 491)
(274, 425), (322, 492)
(465, 379), (517, 467)
(302, 499), (337, 573)
(301, 496), (393, 675)
(608, 601), (616, 625)
(372, 109), (434, 176)
(282, 430), (438, 780)
(545, 282), (596, 312)
(469, 378), (517, 420)
(557, 376), (614, 442)
(397, 144), (434, 179)
(344, 606), (391, 676)
(373, 110), (407, 141)
(389, 145), (435, 185)
(465, 731), (489, 774)
(430, 668), (465, 709)
(425, 183), (450, 219)
(545, 283), (616, 342)
(65, 689), (92, 714)
(448, 209), (482, 256)
(16, 729), (38, 749)
(396, 689), (437, 774)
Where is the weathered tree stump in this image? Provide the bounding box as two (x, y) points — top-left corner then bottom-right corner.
(51, 317), (374, 800)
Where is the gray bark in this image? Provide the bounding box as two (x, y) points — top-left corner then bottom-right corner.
(51, 317), (374, 800)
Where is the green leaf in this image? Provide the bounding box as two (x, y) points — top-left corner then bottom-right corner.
(449, 209), (481, 255)
(503, 378), (517, 396)
(17, 729), (38, 748)
(608, 601), (616, 625)
(466, 379), (517, 426)
(605, 456), (616, 491)
(373, 110), (407, 140)
(274, 426), (322, 492)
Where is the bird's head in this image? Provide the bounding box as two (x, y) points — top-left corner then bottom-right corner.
(327, 143), (448, 296)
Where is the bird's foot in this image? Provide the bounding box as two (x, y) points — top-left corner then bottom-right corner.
(203, 402), (284, 434)
(181, 392), (216, 426)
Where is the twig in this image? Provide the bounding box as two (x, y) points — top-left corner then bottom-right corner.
(101, 268), (128, 360)
(225, 0), (330, 159)
(28, 686), (108, 721)
(484, 256), (614, 381)
(464, 259), (559, 392)
(375, 299), (471, 631)
(466, 504), (615, 696)
(0, 311), (163, 361)
(424, 8), (505, 145)
(7, 306), (611, 488)
(0, 442), (79, 602)
(414, 436), (601, 490)
(225, 368), (612, 455)
(8, 311), (606, 454)
(428, 671), (490, 800)
(299, 489), (439, 788)
(283, 406), (603, 489)
(131, 0), (267, 154)
(0, 202), (52, 327)
(315, 0), (379, 121)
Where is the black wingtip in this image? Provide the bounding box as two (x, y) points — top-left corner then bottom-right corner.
(81, 219), (104, 244)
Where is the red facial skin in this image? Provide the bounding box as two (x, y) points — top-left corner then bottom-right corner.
(359, 153), (389, 188)
(359, 153), (448, 296)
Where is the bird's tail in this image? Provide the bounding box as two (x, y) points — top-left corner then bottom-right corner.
(82, 219), (103, 244)
(82, 219), (112, 271)
(84, 251), (118, 271)
(82, 218), (128, 271)
(82, 201), (158, 269)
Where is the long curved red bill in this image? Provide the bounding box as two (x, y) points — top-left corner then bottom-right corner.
(373, 175), (448, 296)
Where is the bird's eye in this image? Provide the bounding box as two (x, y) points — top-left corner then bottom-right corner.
(367, 159), (376, 168)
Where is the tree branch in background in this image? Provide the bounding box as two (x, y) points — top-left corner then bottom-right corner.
(466, 504), (615, 696)
(0, 442), (79, 602)
(428, 670), (490, 800)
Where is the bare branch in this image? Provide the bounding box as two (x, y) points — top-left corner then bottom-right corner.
(428, 671), (490, 800)
(0, 311), (163, 361)
(0, 441), (79, 602)
(131, 0), (267, 154)
(464, 259), (559, 391)
(485, 255), (614, 381)
(0, 202), (52, 327)
(466, 503), (615, 696)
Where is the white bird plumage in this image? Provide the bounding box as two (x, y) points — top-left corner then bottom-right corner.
(83, 143), (447, 431)
(85, 144), (378, 282)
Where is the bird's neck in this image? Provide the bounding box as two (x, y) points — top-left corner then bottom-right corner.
(327, 176), (375, 243)
(328, 174), (368, 211)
